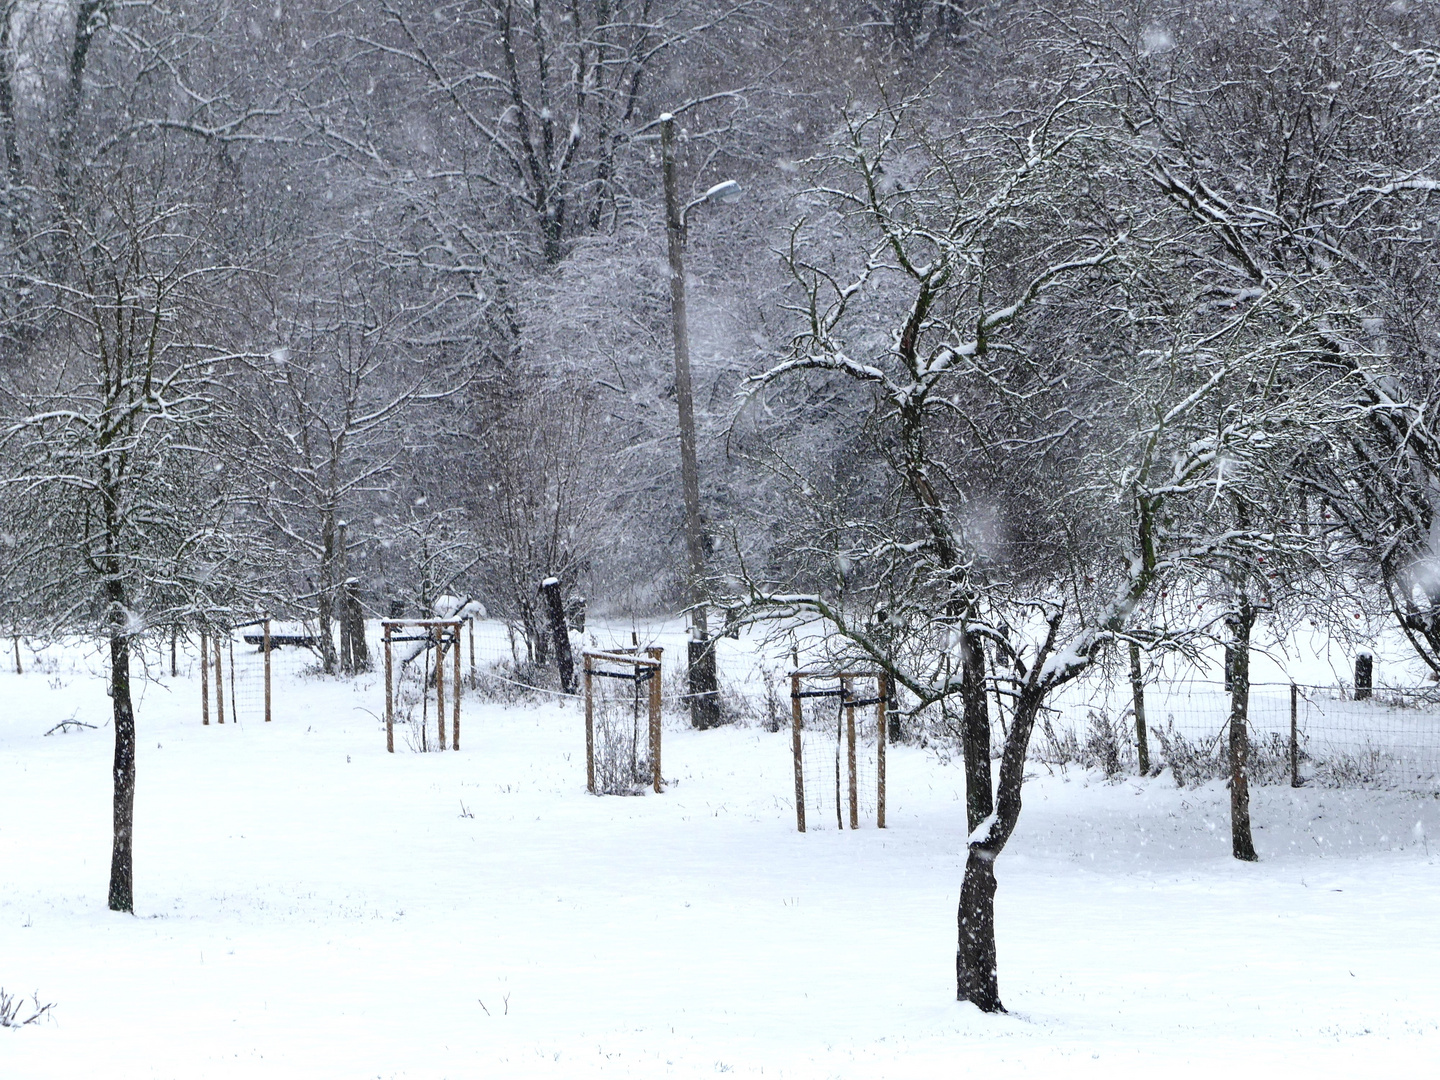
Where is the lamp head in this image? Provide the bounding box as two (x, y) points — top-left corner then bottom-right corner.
(703, 179), (743, 205)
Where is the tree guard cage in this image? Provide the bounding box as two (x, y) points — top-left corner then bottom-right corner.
(383, 619), (463, 753)
(583, 648), (663, 794)
(200, 619), (273, 725)
(789, 670), (892, 832)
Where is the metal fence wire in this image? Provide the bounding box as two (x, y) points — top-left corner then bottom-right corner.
(1015, 678), (1440, 792)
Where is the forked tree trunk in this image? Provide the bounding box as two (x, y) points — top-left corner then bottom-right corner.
(957, 682), (1045, 1012)
(106, 585), (136, 912)
(1228, 600), (1258, 862)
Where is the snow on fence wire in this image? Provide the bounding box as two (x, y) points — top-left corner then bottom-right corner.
(1025, 677), (1440, 792)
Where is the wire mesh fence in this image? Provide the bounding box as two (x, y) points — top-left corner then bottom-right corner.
(1023, 677), (1440, 792)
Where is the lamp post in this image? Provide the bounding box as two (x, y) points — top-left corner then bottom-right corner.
(660, 111), (741, 729)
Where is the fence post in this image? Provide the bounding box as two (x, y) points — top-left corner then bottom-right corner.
(201, 629), (210, 726)
(647, 646), (663, 793)
(584, 652), (595, 794)
(1355, 652), (1373, 701)
(452, 622), (461, 751)
(213, 628), (225, 724)
(876, 673), (888, 830)
(791, 671), (805, 833)
(384, 622), (393, 753)
(1290, 682), (1300, 787)
(540, 577), (576, 694)
(844, 675), (858, 830)
(435, 624), (447, 751)
(263, 618), (272, 723)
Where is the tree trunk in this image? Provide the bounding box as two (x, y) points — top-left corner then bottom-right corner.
(1129, 641), (1150, 775)
(960, 629), (993, 833)
(106, 587), (136, 913)
(1228, 601), (1258, 862)
(317, 513), (338, 674)
(956, 847), (1000, 1010)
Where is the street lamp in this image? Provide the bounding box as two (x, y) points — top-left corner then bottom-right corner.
(660, 111), (741, 729)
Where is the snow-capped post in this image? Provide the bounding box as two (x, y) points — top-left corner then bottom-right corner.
(540, 577), (575, 694)
(213, 628), (225, 725)
(647, 647), (664, 793)
(1355, 653), (1373, 701)
(584, 653), (596, 793)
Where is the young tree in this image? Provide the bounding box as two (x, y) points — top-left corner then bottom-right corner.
(0, 168), (236, 912)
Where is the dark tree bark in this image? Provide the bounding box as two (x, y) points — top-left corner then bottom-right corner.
(1129, 641), (1150, 775)
(106, 583), (136, 913)
(960, 629), (993, 834)
(1227, 599), (1258, 862)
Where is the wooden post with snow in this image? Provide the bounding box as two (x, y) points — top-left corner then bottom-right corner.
(213, 629), (225, 724)
(263, 618), (272, 723)
(452, 621), (461, 751)
(540, 577), (576, 694)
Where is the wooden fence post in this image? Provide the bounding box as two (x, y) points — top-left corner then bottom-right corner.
(200, 629), (210, 725)
(876, 673), (888, 830)
(435, 625), (447, 751)
(791, 672), (806, 833)
(452, 622), (461, 751)
(384, 622), (394, 753)
(263, 618), (272, 723)
(213, 629), (225, 724)
(647, 647), (663, 793)
(1290, 682), (1300, 788)
(228, 634), (238, 725)
(844, 676), (858, 829)
(584, 653), (595, 794)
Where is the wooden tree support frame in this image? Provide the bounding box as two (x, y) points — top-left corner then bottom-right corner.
(200, 619), (272, 725)
(583, 648), (663, 794)
(382, 619), (462, 754)
(789, 669), (890, 833)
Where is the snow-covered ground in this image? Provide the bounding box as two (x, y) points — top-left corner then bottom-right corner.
(1, 633), (1437, 1078)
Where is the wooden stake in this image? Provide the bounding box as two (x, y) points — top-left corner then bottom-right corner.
(384, 623), (394, 753)
(791, 672), (805, 833)
(584, 653), (595, 794)
(876, 673), (887, 829)
(214, 630), (225, 724)
(14, 633), (21, 675)
(647, 647), (662, 793)
(228, 634), (238, 724)
(435, 626), (447, 751)
(468, 617), (475, 684)
(201, 629), (210, 725)
(845, 676), (858, 829)
(1290, 682), (1300, 788)
(452, 622), (461, 751)
(263, 618), (272, 723)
